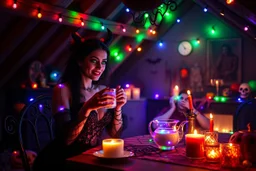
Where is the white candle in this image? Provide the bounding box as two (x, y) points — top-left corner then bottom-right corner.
(132, 88), (140, 99)
(124, 88), (131, 100)
(102, 139), (124, 158)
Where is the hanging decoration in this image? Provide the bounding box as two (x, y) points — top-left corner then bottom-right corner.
(124, 0), (178, 26)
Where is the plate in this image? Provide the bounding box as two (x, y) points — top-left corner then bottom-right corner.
(93, 150), (134, 159)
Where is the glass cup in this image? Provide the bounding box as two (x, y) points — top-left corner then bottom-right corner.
(220, 143), (241, 168)
(204, 131), (219, 146)
(205, 145), (220, 163)
(103, 88), (116, 109)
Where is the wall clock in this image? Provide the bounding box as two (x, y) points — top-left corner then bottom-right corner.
(178, 41), (192, 56)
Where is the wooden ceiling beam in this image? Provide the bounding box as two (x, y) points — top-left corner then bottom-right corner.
(0, 0), (156, 40)
(43, 0), (104, 66)
(110, 0), (195, 80)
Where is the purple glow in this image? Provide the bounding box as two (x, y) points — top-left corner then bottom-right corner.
(59, 106), (64, 111)
(125, 84), (130, 88)
(155, 94), (159, 99)
(58, 84), (64, 88)
(244, 26), (249, 31)
(168, 141), (171, 144)
(39, 104), (43, 108)
(29, 98), (34, 102)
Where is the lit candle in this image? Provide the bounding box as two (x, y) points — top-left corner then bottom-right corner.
(173, 85), (179, 99)
(205, 146), (220, 162)
(204, 131), (218, 146)
(132, 87), (140, 99)
(187, 90), (193, 110)
(185, 130), (205, 159)
(210, 113), (214, 132)
(124, 88), (131, 100)
(102, 139), (124, 158)
(220, 143), (241, 168)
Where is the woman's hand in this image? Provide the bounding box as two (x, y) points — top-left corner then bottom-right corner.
(115, 85), (127, 111)
(85, 87), (116, 111)
(169, 96), (176, 110)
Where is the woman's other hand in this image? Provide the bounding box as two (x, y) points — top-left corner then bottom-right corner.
(115, 85), (127, 111)
(169, 96), (176, 110)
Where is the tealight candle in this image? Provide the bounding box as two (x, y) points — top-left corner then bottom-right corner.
(124, 88), (131, 100)
(102, 139), (124, 158)
(220, 143), (241, 168)
(205, 145), (220, 162)
(185, 130), (205, 159)
(132, 88), (140, 99)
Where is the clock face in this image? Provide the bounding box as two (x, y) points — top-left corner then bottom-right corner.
(178, 41), (192, 56)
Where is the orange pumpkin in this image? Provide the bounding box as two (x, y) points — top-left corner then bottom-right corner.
(229, 123), (256, 163)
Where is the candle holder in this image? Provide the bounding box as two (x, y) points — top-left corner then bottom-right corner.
(220, 143), (241, 168)
(204, 131), (218, 146)
(185, 110), (196, 134)
(205, 145), (220, 163)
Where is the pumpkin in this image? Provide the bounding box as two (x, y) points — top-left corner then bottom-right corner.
(229, 123), (256, 163)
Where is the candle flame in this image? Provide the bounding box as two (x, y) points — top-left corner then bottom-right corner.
(174, 85), (179, 90)
(187, 90), (191, 95)
(229, 143), (232, 146)
(210, 113), (213, 119)
(194, 129), (197, 134)
(210, 150), (216, 155)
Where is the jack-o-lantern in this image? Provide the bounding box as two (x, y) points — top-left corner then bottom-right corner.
(229, 123), (256, 163)
(10, 150), (37, 169)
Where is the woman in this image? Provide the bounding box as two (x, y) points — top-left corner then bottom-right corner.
(154, 90), (209, 130)
(33, 29), (127, 171)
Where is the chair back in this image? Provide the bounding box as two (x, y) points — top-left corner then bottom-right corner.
(5, 95), (54, 171)
(233, 98), (256, 132)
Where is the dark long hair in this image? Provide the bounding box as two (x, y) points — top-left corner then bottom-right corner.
(60, 29), (113, 113)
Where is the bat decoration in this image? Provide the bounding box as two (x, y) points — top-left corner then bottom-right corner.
(146, 58), (162, 65)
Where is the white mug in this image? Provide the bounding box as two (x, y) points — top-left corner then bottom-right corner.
(103, 88), (116, 109)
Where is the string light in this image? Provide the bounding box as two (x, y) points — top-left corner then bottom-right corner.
(176, 18), (181, 23)
(203, 6), (208, 12)
(226, 0), (234, 5)
(196, 38), (200, 44)
(13, 0), (17, 9)
(80, 18), (84, 26)
(244, 26), (249, 31)
(220, 10), (225, 16)
(136, 28), (140, 34)
(58, 14), (62, 22)
(158, 41), (163, 47)
(127, 45), (132, 52)
(101, 22), (105, 30)
(37, 8), (42, 18)
(137, 47), (142, 52)
(121, 25), (126, 32)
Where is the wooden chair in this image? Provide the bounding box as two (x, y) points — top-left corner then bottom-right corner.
(5, 95), (55, 171)
(233, 98), (256, 132)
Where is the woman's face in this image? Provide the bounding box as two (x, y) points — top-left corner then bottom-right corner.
(79, 49), (108, 81)
(177, 93), (189, 110)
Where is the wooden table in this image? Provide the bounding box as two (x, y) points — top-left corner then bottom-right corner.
(66, 133), (234, 171)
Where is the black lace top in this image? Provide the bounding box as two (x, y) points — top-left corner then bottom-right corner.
(75, 109), (113, 146)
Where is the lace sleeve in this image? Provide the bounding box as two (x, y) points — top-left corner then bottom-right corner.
(54, 109), (88, 145)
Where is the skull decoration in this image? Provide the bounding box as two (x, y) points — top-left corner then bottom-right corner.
(239, 83), (251, 99)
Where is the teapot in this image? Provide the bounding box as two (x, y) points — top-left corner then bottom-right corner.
(148, 119), (188, 150)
